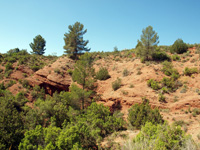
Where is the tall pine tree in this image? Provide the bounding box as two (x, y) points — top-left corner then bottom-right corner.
(72, 53), (94, 109)
(63, 22), (90, 60)
(136, 26), (159, 61)
(30, 35), (46, 55)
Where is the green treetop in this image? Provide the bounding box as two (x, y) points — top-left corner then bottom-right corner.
(136, 26), (159, 61)
(30, 35), (46, 55)
(63, 22), (90, 60)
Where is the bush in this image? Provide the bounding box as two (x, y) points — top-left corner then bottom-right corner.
(123, 122), (198, 150)
(96, 67), (110, 80)
(4, 70), (12, 78)
(158, 93), (166, 102)
(192, 108), (200, 117)
(7, 48), (20, 55)
(0, 82), (5, 90)
(5, 62), (13, 72)
(152, 51), (171, 61)
(31, 85), (45, 100)
(5, 57), (17, 63)
(180, 87), (187, 93)
(112, 78), (121, 91)
(5, 80), (16, 88)
(122, 68), (129, 77)
(161, 61), (173, 76)
(20, 80), (29, 88)
(170, 39), (188, 54)
(173, 120), (186, 127)
(172, 54), (180, 61)
(184, 67), (198, 76)
(128, 98), (163, 129)
(67, 69), (73, 76)
(147, 79), (160, 90)
(161, 77), (182, 92)
(161, 61), (179, 79)
(161, 77), (175, 91)
(160, 87), (169, 94)
(30, 65), (41, 72)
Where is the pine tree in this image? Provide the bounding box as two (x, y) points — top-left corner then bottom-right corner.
(63, 22), (90, 60)
(30, 35), (46, 55)
(136, 26), (159, 61)
(72, 53), (94, 109)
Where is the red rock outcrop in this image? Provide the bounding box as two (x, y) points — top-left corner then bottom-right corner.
(26, 57), (74, 95)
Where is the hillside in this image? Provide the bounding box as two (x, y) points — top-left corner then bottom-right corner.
(0, 47), (200, 149)
(93, 47), (200, 142)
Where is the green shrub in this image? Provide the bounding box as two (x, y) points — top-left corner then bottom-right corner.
(147, 79), (160, 90)
(158, 93), (166, 102)
(197, 133), (200, 140)
(4, 70), (12, 78)
(112, 78), (121, 91)
(136, 70), (142, 75)
(184, 67), (198, 76)
(161, 61), (173, 76)
(5, 62), (13, 72)
(31, 85), (45, 100)
(195, 89), (200, 95)
(96, 67), (110, 80)
(128, 98), (163, 129)
(5, 57), (17, 63)
(5, 80), (16, 88)
(180, 87), (187, 93)
(121, 90), (128, 95)
(124, 122), (197, 150)
(67, 69), (73, 76)
(140, 57), (145, 63)
(152, 51), (171, 61)
(171, 71), (180, 80)
(129, 84), (134, 88)
(30, 65), (41, 72)
(173, 120), (186, 127)
(0, 82), (5, 90)
(21, 80), (29, 88)
(160, 87), (169, 93)
(172, 54), (180, 61)
(192, 108), (200, 117)
(161, 61), (179, 78)
(170, 39), (188, 54)
(7, 48), (20, 55)
(122, 68), (129, 77)
(161, 77), (180, 92)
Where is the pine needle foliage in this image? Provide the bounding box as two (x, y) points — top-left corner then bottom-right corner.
(136, 26), (159, 61)
(63, 22), (90, 60)
(30, 35), (46, 55)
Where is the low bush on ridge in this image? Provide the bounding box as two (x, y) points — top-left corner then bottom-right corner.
(184, 67), (198, 76)
(96, 67), (110, 80)
(112, 78), (121, 91)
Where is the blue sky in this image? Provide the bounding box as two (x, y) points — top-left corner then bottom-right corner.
(0, 0), (200, 56)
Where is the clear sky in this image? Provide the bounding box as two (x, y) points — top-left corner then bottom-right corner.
(0, 0), (200, 56)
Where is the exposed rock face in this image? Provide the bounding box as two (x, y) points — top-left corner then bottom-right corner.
(26, 57), (74, 95)
(11, 65), (34, 80)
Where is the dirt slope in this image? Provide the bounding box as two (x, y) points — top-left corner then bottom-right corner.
(94, 49), (200, 142)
